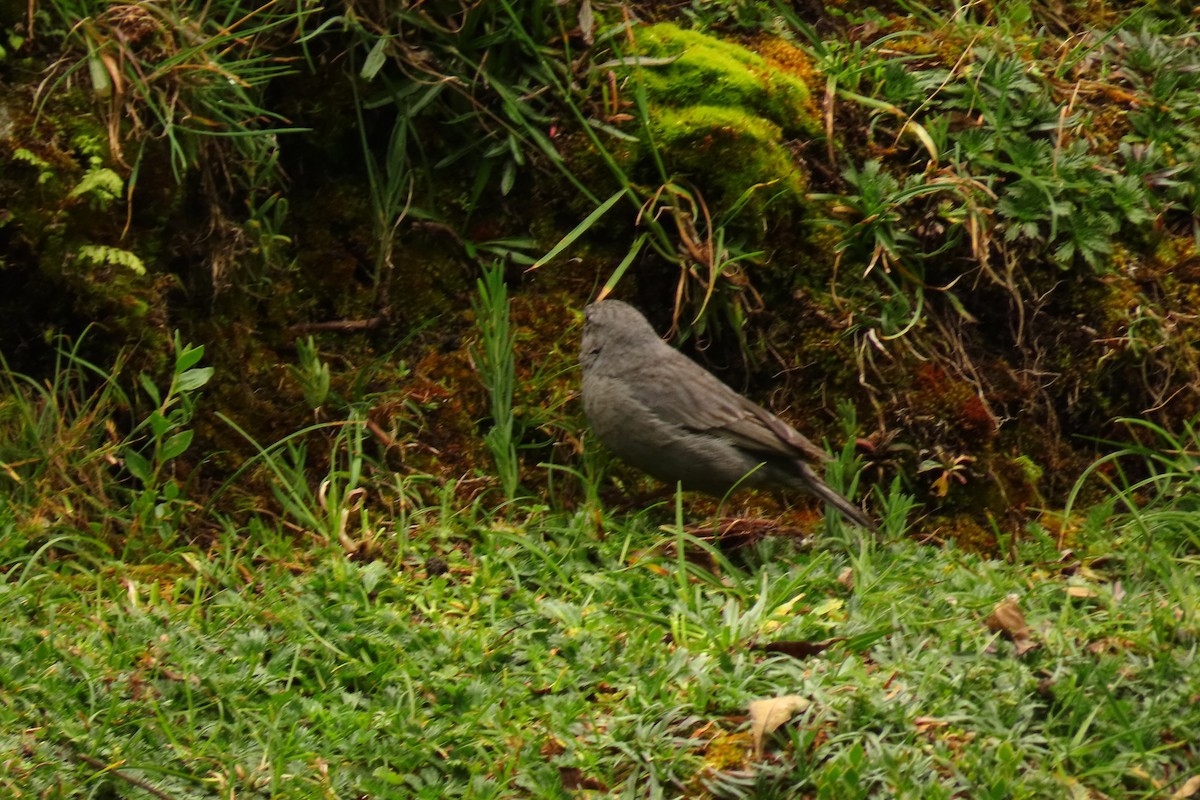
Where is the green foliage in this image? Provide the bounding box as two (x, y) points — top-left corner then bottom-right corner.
(290, 335), (331, 411)
(814, 160), (951, 276)
(75, 244), (145, 275)
(2, 464), (1198, 796)
(789, 5), (1200, 363)
(680, 0), (798, 34)
(0, 332), (210, 555)
(67, 134), (124, 209)
(346, 0), (581, 208)
(39, 0), (315, 183)
(120, 335), (212, 553)
(5, 12), (1200, 799)
(1067, 417), (1200, 554)
(67, 164), (123, 207)
(243, 192), (293, 266)
(472, 262), (521, 502)
(11, 147), (54, 184)
(0, 333), (129, 538)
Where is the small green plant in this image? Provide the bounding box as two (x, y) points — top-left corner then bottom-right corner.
(1066, 417), (1200, 554)
(121, 334), (213, 552)
(827, 399), (898, 539)
(812, 160), (940, 278)
(218, 408), (375, 555)
(75, 244), (145, 275)
(291, 335), (331, 411)
(244, 192), (294, 267)
(472, 261), (521, 502)
(0, 331), (128, 533)
(811, 161), (983, 340)
(11, 147), (55, 185)
(353, 81), (415, 298)
(67, 135), (124, 209)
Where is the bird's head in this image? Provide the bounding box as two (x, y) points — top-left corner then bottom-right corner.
(580, 299), (664, 371)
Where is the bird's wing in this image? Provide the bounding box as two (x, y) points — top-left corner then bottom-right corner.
(632, 355), (833, 464)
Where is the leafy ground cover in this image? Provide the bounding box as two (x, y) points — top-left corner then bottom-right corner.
(1, 339), (1198, 797)
(3, 473), (1198, 798)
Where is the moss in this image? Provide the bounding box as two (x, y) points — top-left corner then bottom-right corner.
(635, 25), (817, 138)
(933, 514), (998, 554)
(604, 23), (821, 230)
(0, 86), (173, 372)
(649, 105), (806, 213)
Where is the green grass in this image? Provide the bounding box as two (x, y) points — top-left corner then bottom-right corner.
(2, 480), (1198, 798)
(0, 347), (1197, 799)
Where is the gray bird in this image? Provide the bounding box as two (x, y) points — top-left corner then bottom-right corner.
(580, 299), (875, 531)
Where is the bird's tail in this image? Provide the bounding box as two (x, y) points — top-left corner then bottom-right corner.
(794, 461), (878, 533)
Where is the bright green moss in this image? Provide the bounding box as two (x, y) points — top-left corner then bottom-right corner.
(615, 24), (819, 227)
(634, 23), (817, 137)
(650, 105), (806, 210)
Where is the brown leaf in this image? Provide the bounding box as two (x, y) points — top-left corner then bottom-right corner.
(985, 596), (1038, 656)
(761, 638), (845, 660)
(749, 695), (810, 758)
(1173, 774), (1200, 799)
(1087, 637), (1136, 655)
(837, 567), (854, 590)
(559, 767), (607, 792)
(986, 597), (1029, 636)
(1066, 585), (1097, 598)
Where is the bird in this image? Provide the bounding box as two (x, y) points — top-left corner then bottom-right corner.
(580, 299), (876, 531)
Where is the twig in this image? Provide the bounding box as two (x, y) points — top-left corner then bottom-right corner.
(69, 750), (178, 800)
(286, 317), (386, 334)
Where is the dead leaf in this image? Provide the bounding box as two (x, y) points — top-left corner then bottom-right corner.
(577, 0), (594, 44)
(559, 767), (607, 792)
(986, 597), (1029, 636)
(1066, 585), (1098, 598)
(1173, 774), (1200, 799)
(1128, 766), (1157, 785)
(913, 716), (949, 732)
(837, 567), (854, 590)
(1111, 580), (1126, 604)
(749, 695), (810, 758)
(761, 638), (845, 660)
(985, 596), (1039, 656)
(1087, 637), (1136, 655)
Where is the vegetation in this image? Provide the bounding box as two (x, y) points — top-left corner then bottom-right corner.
(1, 342), (1198, 796)
(2, 0), (1199, 796)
